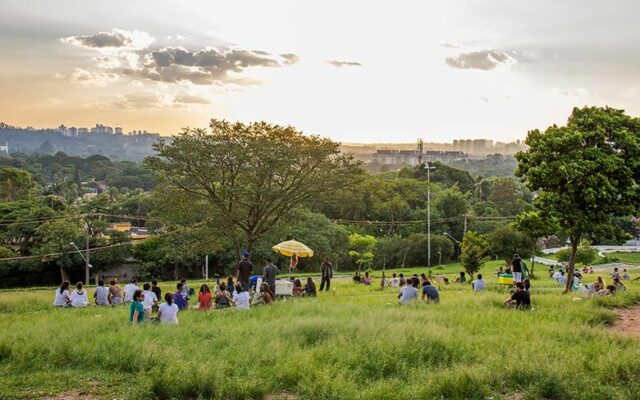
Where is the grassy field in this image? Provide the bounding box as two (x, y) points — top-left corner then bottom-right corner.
(1, 261), (640, 400)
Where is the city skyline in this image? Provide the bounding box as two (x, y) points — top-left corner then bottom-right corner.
(2, 1), (640, 142)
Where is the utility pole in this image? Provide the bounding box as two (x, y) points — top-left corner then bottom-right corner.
(85, 223), (90, 285)
(425, 162), (436, 268)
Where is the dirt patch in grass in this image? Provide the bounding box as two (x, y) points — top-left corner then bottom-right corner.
(264, 391), (299, 400)
(613, 306), (640, 338)
(41, 391), (97, 400)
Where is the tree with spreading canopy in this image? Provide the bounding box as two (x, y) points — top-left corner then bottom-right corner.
(459, 230), (490, 281)
(145, 120), (360, 254)
(516, 107), (640, 293)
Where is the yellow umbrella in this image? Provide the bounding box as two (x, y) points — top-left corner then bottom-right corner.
(272, 240), (314, 257)
(272, 240), (314, 278)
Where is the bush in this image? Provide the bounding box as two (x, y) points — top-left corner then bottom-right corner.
(556, 241), (598, 265)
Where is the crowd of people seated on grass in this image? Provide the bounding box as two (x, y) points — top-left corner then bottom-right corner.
(396, 274), (440, 305)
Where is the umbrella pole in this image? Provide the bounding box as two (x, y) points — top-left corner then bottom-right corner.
(289, 256), (292, 279)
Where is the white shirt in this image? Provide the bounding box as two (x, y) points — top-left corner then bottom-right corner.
(142, 290), (157, 310)
(552, 271), (562, 281)
(53, 289), (70, 306)
(391, 278), (399, 288)
(233, 291), (250, 309)
(472, 279), (486, 292)
(95, 286), (110, 305)
(399, 286), (418, 304)
(158, 302), (179, 324)
(123, 283), (138, 302)
(70, 289), (88, 307)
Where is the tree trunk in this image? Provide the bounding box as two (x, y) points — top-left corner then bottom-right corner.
(59, 265), (69, 282)
(530, 246), (536, 278)
(564, 237), (579, 294)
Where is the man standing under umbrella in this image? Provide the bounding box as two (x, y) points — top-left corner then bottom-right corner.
(237, 251), (253, 292)
(320, 257), (333, 291)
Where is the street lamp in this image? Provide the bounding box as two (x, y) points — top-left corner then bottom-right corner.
(442, 232), (461, 259)
(424, 162), (436, 268)
(70, 242), (92, 284)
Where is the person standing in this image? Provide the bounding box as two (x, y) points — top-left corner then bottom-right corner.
(237, 251), (254, 292)
(319, 258), (333, 291)
(511, 254), (523, 283)
(262, 258), (279, 297)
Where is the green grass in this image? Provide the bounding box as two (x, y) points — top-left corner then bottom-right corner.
(606, 252), (640, 265)
(1, 261), (640, 399)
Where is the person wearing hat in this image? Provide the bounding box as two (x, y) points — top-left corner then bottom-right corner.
(237, 251), (254, 292)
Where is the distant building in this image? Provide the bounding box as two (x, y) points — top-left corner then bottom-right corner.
(372, 150), (420, 166)
(0, 142), (8, 156)
(424, 150), (467, 163)
(109, 222), (132, 232)
(114, 127), (123, 135)
(77, 128), (89, 135)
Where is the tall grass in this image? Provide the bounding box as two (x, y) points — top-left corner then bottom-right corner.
(0, 261), (639, 399)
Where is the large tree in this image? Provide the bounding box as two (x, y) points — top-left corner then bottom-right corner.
(145, 120), (359, 253)
(516, 107), (640, 292)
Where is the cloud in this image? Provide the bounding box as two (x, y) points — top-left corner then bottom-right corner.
(174, 93), (211, 104)
(123, 47), (297, 85)
(112, 91), (172, 109)
(61, 29), (154, 50)
(71, 68), (119, 87)
(556, 88), (589, 97)
(280, 53), (299, 65)
(441, 43), (461, 48)
(445, 50), (516, 70)
(327, 60), (362, 67)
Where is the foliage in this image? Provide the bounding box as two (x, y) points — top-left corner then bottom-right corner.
(433, 185), (469, 241)
(516, 107), (640, 291)
(146, 120), (360, 251)
(487, 224), (537, 261)
(487, 177), (523, 216)
(348, 233), (376, 272)
(459, 231), (490, 279)
(407, 161), (475, 193)
(0, 167), (34, 201)
(556, 240), (599, 265)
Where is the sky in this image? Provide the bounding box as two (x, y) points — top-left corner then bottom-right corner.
(1, 0), (639, 143)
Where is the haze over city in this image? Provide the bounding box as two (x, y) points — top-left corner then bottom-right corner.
(2, 0), (640, 142)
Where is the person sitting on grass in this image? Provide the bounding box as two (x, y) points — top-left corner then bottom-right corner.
(596, 284), (617, 296)
(352, 272), (361, 283)
(158, 293), (179, 324)
(94, 280), (110, 306)
(292, 279), (304, 297)
(151, 280), (162, 303)
(53, 281), (72, 307)
(123, 278), (139, 303)
(198, 284), (213, 310)
(362, 272), (372, 286)
(420, 273), (428, 285)
(253, 282), (274, 306)
(589, 267), (594, 274)
(421, 280), (440, 303)
(613, 277), (626, 292)
(398, 281), (418, 304)
(612, 267), (620, 280)
(109, 279), (123, 305)
(622, 269), (630, 281)
(232, 282), (250, 310)
(524, 278), (531, 292)
(71, 282), (88, 307)
(173, 283), (189, 310)
(304, 277), (317, 297)
(142, 283), (158, 318)
(472, 274), (486, 292)
(504, 282), (530, 309)
(215, 282), (232, 309)
(129, 289), (145, 325)
(391, 273), (399, 288)
(227, 276), (236, 296)
(454, 271), (466, 284)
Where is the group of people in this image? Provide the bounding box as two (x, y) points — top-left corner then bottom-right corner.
(549, 264), (628, 296)
(394, 273), (440, 304)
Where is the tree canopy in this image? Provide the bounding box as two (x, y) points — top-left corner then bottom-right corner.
(516, 106), (640, 292)
(145, 120), (360, 252)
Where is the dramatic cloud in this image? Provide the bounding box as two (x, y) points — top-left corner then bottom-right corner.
(327, 60), (362, 67)
(445, 50), (516, 70)
(124, 47), (297, 85)
(62, 29), (154, 50)
(71, 68), (119, 87)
